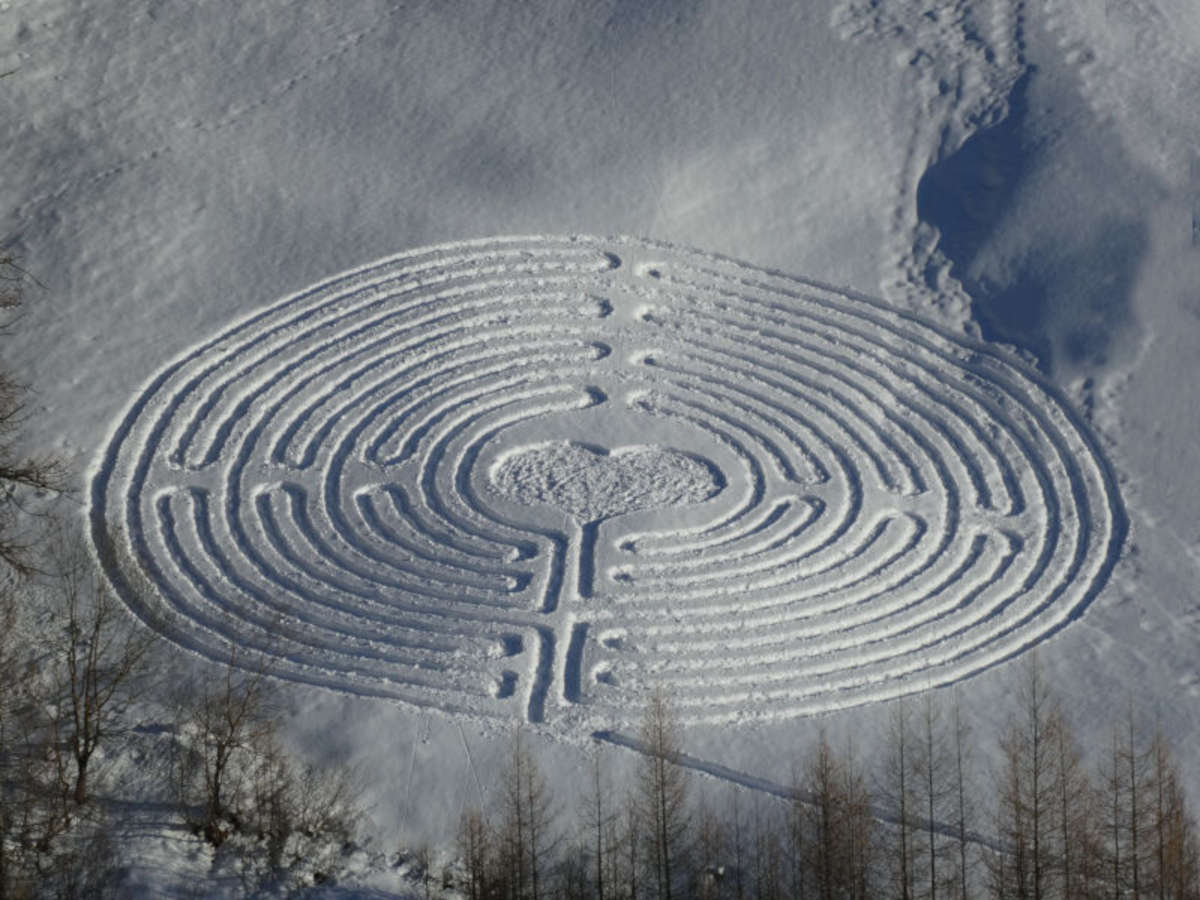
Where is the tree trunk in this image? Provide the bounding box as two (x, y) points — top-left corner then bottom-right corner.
(952, 692), (971, 900)
(73, 757), (88, 807)
(1127, 710), (1141, 898)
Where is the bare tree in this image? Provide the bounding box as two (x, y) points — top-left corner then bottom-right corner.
(988, 653), (1063, 900)
(1094, 701), (1153, 898)
(1072, 787), (1107, 900)
(801, 729), (877, 900)
(1152, 727), (1172, 900)
(1124, 704), (1149, 898)
(498, 724), (557, 900)
(692, 794), (727, 900)
(0, 582), (54, 897)
(911, 694), (957, 900)
(881, 697), (918, 900)
(43, 533), (157, 810)
(786, 764), (809, 900)
(724, 782), (744, 900)
(0, 253), (65, 576)
(246, 728), (293, 868)
(170, 643), (362, 890)
(636, 686), (690, 900)
(1, 575), (129, 896)
(287, 753), (361, 847)
(730, 785), (747, 900)
(1099, 728), (1126, 900)
(749, 793), (784, 900)
(0, 250), (106, 893)
(1090, 709), (1200, 899)
(1147, 726), (1200, 898)
(580, 747), (620, 900)
(842, 737), (878, 900)
(804, 730), (841, 900)
(173, 646), (276, 844)
(948, 688), (975, 900)
(557, 839), (591, 900)
(456, 807), (493, 900)
(409, 843), (438, 900)
(1047, 704), (1094, 900)
(620, 788), (643, 900)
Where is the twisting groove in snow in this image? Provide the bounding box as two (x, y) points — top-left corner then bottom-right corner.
(89, 236), (1125, 727)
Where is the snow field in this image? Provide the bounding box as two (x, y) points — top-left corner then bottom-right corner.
(90, 235), (1124, 730)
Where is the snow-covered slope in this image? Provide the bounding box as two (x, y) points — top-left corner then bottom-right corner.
(3, 0), (1199, 891)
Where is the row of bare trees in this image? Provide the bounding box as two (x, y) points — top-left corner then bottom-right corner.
(987, 655), (1199, 899)
(454, 688), (882, 900)
(452, 665), (1198, 900)
(0, 529), (155, 897)
(166, 644), (364, 890)
(1, 247), (128, 896)
(0, 552), (363, 897)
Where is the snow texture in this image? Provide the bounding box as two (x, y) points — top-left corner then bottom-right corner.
(3, 0), (1199, 888)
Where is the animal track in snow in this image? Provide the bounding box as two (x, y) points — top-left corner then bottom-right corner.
(90, 235), (1125, 726)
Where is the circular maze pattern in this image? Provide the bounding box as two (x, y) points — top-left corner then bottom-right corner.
(91, 236), (1125, 726)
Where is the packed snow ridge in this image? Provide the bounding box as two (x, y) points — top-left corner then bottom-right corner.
(89, 235), (1125, 730)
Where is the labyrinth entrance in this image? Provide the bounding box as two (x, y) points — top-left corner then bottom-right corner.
(91, 236), (1124, 726)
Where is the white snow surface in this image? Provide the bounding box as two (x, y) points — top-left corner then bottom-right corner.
(3, 0), (1200, 894)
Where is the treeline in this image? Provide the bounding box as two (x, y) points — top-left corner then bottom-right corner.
(451, 666), (1200, 900)
(0, 540), (364, 897)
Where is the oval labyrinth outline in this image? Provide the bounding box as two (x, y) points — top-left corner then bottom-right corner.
(89, 235), (1126, 727)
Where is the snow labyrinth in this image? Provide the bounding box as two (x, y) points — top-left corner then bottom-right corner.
(90, 236), (1125, 726)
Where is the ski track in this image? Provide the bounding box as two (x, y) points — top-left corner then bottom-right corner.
(90, 236), (1125, 728)
(593, 729), (1003, 852)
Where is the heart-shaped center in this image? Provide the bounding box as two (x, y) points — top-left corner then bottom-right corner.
(489, 441), (722, 524)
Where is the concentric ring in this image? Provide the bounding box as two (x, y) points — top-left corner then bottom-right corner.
(90, 235), (1125, 726)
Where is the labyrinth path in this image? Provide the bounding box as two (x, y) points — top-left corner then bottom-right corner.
(90, 236), (1125, 726)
